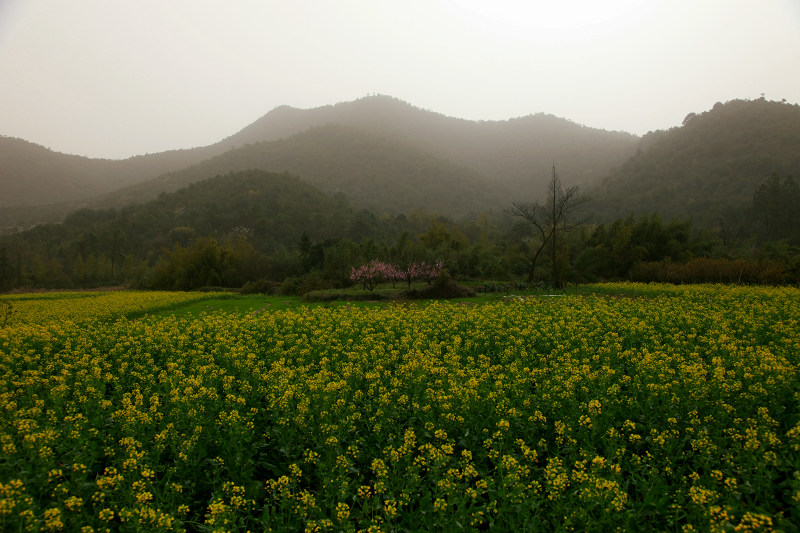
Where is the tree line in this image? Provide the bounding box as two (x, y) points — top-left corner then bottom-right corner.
(0, 169), (798, 294)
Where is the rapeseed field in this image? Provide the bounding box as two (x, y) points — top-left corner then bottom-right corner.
(1, 285), (799, 531)
(2, 291), (229, 326)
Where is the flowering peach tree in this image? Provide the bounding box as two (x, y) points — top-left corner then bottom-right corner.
(351, 260), (443, 291)
(350, 260), (397, 291)
(394, 260), (444, 287)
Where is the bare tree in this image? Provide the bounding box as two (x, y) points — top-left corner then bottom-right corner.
(507, 165), (588, 287)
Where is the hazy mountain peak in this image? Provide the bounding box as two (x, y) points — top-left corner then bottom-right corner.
(0, 94), (640, 225)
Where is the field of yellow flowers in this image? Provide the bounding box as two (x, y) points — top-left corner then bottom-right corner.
(1, 284), (799, 532)
(0, 291), (230, 326)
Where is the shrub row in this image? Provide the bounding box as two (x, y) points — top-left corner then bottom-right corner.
(629, 257), (796, 284)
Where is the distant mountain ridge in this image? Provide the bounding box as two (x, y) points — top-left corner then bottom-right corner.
(99, 123), (508, 217)
(3, 96), (798, 231)
(221, 95), (639, 189)
(0, 95), (639, 225)
(0, 136), (225, 209)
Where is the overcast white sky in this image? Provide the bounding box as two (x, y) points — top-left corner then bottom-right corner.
(1, 0), (798, 159)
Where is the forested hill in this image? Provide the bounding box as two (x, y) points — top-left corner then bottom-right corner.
(8, 170), (395, 270)
(0, 136), (223, 209)
(220, 94), (640, 191)
(0, 95), (639, 226)
(6, 96), (798, 232)
(587, 98), (800, 226)
(96, 124), (508, 217)
(0, 137), (117, 207)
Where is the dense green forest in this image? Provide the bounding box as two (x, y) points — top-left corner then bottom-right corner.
(1, 166), (797, 294)
(587, 98), (800, 226)
(1, 97), (799, 293)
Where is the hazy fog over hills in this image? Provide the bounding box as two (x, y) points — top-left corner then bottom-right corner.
(1, 95), (799, 231)
(0, 96), (639, 224)
(101, 123), (508, 217)
(3, 2), (797, 160)
(222, 95), (639, 189)
(0, 136), (225, 208)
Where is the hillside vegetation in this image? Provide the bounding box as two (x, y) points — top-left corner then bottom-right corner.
(222, 95), (639, 191)
(0, 170), (421, 290)
(3, 164), (798, 294)
(99, 124), (508, 216)
(588, 98), (800, 225)
(7, 169), (387, 260)
(0, 95), (638, 226)
(4, 97), (798, 232)
(2, 97), (800, 293)
(0, 137), (119, 207)
(0, 137), (224, 209)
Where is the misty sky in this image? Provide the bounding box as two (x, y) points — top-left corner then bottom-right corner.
(1, 0), (798, 159)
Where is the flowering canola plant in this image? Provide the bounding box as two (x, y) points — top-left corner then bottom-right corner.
(1, 291), (229, 326)
(1, 284), (799, 531)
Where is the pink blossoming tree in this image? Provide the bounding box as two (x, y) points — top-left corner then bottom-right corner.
(394, 260), (444, 287)
(350, 260), (397, 292)
(350, 259), (443, 291)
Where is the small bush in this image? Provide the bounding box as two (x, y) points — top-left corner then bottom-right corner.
(240, 278), (279, 295)
(404, 270), (475, 299)
(629, 257), (791, 284)
(280, 271), (329, 296)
